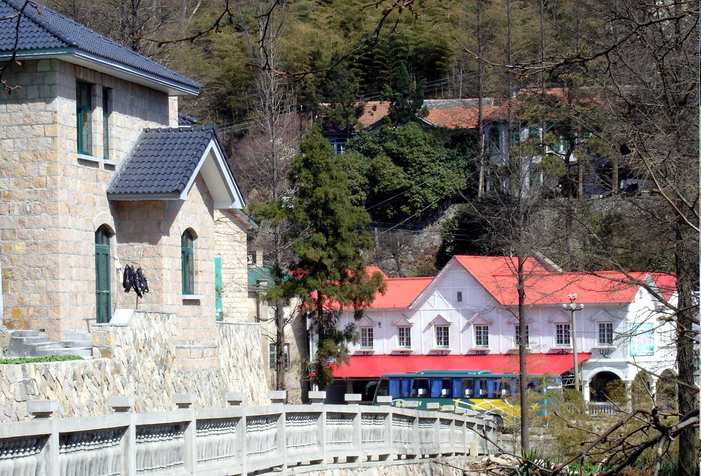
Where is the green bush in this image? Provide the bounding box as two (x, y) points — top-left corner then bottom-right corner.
(0, 355), (83, 364)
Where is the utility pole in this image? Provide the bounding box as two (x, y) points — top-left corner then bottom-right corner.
(563, 293), (584, 392)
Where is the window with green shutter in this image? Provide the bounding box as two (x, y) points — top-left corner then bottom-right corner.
(95, 225), (111, 323)
(181, 230), (195, 294)
(76, 81), (92, 155)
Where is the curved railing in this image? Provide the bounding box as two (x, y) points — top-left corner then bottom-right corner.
(0, 393), (497, 475)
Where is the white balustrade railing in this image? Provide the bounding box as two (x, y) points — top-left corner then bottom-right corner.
(0, 392), (497, 475)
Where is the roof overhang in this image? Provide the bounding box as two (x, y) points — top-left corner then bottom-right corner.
(0, 48), (199, 96)
(179, 140), (244, 209)
(331, 353), (593, 379)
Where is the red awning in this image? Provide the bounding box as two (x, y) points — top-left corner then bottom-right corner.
(332, 353), (592, 379)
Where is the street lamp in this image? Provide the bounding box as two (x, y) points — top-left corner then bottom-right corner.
(562, 293), (584, 392)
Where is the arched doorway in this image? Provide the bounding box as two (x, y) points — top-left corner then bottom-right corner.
(590, 371), (623, 402)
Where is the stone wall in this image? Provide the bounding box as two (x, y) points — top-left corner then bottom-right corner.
(214, 209), (249, 322)
(0, 58), (174, 338)
(0, 311), (269, 422)
(291, 456), (483, 476)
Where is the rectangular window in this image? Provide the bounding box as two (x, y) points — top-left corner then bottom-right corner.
(181, 230), (195, 294)
(398, 327), (411, 348)
(76, 81), (92, 155)
(514, 325), (530, 346)
(456, 291), (463, 302)
(474, 325), (489, 347)
(556, 324), (571, 346)
(102, 87), (111, 160)
(269, 343), (290, 371)
(598, 322), (614, 346)
(435, 326), (449, 348)
(360, 327), (374, 349)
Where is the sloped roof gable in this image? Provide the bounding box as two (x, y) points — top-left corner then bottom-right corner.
(0, 0), (199, 94)
(107, 127), (244, 209)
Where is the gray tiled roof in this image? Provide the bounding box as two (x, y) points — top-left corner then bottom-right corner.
(0, 0), (199, 90)
(107, 127), (219, 197)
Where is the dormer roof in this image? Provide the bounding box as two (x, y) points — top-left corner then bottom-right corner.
(0, 0), (200, 95)
(107, 127), (244, 209)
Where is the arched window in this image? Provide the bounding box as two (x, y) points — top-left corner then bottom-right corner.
(95, 225), (112, 323)
(181, 230), (195, 294)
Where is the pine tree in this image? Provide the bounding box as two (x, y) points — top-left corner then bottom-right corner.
(281, 127), (385, 389)
(382, 63), (426, 125)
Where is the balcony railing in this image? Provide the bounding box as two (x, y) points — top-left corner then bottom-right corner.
(0, 392), (497, 475)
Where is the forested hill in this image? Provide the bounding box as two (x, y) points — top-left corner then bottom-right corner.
(43, 0), (600, 132)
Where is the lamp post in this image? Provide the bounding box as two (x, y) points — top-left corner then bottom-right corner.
(563, 293), (584, 392)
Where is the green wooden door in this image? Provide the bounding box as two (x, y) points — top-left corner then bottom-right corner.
(95, 226), (111, 323)
(214, 257), (223, 321)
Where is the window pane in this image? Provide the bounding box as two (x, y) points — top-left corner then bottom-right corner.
(76, 82), (92, 154)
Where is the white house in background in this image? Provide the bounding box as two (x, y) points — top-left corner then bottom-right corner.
(329, 255), (676, 403)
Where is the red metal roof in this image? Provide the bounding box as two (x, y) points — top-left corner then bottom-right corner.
(332, 353), (592, 378)
(369, 277), (433, 309)
(453, 256), (644, 305)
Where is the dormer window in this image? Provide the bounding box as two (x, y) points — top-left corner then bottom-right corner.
(474, 325), (489, 347)
(360, 327), (374, 349)
(598, 322), (614, 346)
(76, 81), (93, 155)
(556, 323), (571, 347)
(435, 325), (450, 348)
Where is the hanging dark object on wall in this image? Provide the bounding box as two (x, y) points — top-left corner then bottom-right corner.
(122, 264), (150, 298)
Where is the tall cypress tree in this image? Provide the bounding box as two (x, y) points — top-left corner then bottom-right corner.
(280, 127), (385, 389)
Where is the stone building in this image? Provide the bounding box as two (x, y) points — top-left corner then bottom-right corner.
(0, 0), (268, 419)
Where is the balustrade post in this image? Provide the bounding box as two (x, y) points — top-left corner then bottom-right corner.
(308, 391), (326, 465)
(27, 400), (59, 474)
(172, 393), (196, 472)
(107, 396), (136, 475)
(240, 410), (248, 476)
(269, 391), (287, 471)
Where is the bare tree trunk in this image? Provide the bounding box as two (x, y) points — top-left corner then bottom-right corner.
(517, 254), (529, 453)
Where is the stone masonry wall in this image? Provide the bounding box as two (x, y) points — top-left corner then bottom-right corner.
(0, 59), (173, 339)
(0, 311), (269, 422)
(214, 209), (248, 322)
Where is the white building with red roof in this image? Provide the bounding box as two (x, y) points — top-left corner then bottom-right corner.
(329, 255), (677, 403)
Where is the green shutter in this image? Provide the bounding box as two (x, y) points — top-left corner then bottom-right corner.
(95, 227), (111, 323)
(181, 231), (194, 294)
(214, 257), (223, 321)
(76, 81), (92, 155)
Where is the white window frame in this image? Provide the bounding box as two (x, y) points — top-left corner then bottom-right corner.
(474, 325), (489, 347)
(397, 326), (412, 349)
(435, 325), (450, 348)
(555, 323), (571, 347)
(514, 324), (530, 348)
(598, 322), (614, 346)
(360, 327), (374, 349)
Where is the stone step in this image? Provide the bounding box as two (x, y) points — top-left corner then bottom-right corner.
(61, 340), (92, 347)
(35, 347), (92, 358)
(10, 330), (42, 338)
(15, 336), (51, 345)
(62, 331), (92, 342)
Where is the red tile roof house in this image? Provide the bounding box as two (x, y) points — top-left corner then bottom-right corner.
(0, 0), (269, 417)
(324, 255), (676, 405)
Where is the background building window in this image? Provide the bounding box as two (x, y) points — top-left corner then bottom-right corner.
(181, 230), (195, 294)
(435, 325), (449, 348)
(269, 343), (290, 370)
(76, 81), (92, 154)
(398, 327), (411, 348)
(456, 291), (463, 302)
(514, 325), (530, 346)
(360, 327), (374, 349)
(598, 322), (614, 346)
(474, 325), (489, 347)
(556, 323), (571, 346)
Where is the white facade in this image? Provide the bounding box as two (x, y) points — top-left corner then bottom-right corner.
(337, 257), (677, 402)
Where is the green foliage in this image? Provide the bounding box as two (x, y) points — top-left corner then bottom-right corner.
(0, 355), (83, 364)
(381, 63), (426, 125)
(344, 123), (474, 224)
(274, 127), (385, 388)
(321, 60), (365, 132)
